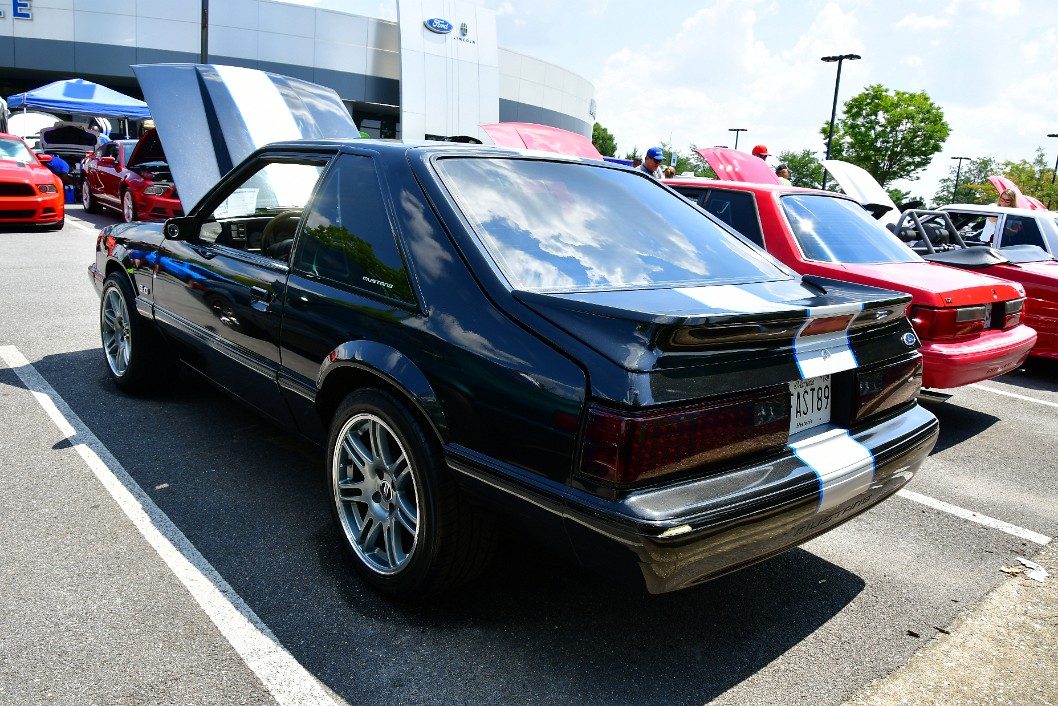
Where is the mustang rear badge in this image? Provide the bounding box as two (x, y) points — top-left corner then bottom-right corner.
(902, 332), (916, 346)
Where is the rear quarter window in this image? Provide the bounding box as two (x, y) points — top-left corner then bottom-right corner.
(434, 158), (788, 292)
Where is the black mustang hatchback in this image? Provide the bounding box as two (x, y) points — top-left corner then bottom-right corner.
(90, 66), (938, 598)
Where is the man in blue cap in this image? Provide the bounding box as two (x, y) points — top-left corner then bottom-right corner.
(639, 146), (665, 179)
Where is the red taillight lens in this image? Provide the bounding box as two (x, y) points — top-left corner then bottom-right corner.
(909, 305), (987, 341)
(855, 357), (922, 423)
(579, 391), (790, 486)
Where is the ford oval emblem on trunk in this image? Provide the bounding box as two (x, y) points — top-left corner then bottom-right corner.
(424, 18), (453, 33)
(902, 332), (917, 346)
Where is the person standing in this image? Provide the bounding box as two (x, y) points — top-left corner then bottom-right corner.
(638, 147), (665, 179)
(775, 163), (792, 186)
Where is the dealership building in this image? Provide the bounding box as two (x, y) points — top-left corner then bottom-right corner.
(0, 0), (596, 142)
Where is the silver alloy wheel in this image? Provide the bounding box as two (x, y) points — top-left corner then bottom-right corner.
(333, 412), (419, 575)
(101, 285), (132, 377)
(81, 181), (92, 210)
(122, 191), (135, 222)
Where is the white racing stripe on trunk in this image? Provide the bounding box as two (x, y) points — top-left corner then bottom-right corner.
(0, 346), (345, 706)
(793, 303), (862, 378)
(676, 285), (796, 313)
(213, 64), (302, 147)
(790, 427), (875, 513)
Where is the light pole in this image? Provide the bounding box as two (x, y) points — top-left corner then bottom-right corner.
(728, 128), (747, 151)
(1048, 134), (1058, 209)
(200, 0), (209, 63)
(950, 156), (971, 204)
(820, 53), (861, 190)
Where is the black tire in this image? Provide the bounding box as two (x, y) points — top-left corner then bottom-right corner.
(326, 388), (494, 598)
(100, 272), (155, 392)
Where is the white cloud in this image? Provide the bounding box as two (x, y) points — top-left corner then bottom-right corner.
(893, 13), (951, 30)
(902, 56), (923, 67)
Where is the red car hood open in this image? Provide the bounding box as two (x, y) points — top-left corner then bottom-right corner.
(987, 176), (1046, 210)
(697, 148), (781, 185)
(480, 122), (602, 159)
(838, 261), (1026, 306)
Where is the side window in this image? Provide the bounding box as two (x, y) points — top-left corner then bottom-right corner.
(102, 142), (118, 160)
(291, 154), (415, 305)
(947, 212), (994, 245)
(1000, 215), (1046, 248)
(701, 190), (765, 247)
(671, 187), (705, 206)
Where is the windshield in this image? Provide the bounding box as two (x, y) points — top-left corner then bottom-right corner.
(781, 193), (923, 264)
(434, 158), (788, 292)
(0, 137), (37, 163)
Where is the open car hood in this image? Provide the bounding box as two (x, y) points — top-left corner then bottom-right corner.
(480, 122), (602, 159)
(986, 175), (1047, 210)
(132, 63), (360, 213)
(821, 160), (899, 226)
(697, 148), (781, 185)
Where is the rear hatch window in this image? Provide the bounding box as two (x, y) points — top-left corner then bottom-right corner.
(782, 193), (922, 264)
(434, 157), (788, 292)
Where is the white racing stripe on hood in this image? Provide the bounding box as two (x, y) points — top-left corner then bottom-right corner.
(213, 65), (302, 146)
(790, 428), (875, 513)
(794, 303), (862, 378)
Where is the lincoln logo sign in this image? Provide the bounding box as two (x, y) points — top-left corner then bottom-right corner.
(423, 17), (453, 34)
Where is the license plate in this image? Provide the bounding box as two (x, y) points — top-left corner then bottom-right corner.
(789, 374), (832, 434)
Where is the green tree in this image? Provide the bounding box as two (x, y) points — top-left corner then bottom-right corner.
(933, 156), (1003, 206)
(777, 149), (826, 189)
(822, 84), (950, 187)
(591, 122), (618, 157)
(623, 146), (642, 163)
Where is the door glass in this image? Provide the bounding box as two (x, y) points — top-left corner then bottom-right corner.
(199, 160), (324, 251)
(1000, 215), (1046, 248)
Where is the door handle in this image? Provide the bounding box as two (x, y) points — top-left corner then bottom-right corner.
(250, 286), (273, 312)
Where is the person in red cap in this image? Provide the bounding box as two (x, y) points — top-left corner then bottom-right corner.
(751, 144), (770, 160)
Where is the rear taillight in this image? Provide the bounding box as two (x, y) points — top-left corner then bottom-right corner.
(992, 298), (1024, 330)
(855, 357), (922, 423)
(579, 390), (789, 486)
(909, 305), (987, 341)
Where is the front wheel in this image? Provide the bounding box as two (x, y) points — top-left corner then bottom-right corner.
(100, 273), (153, 392)
(121, 190), (136, 223)
(327, 388), (494, 597)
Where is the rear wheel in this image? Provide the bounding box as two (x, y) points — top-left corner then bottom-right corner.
(121, 190), (136, 223)
(82, 180), (100, 213)
(327, 388), (494, 597)
(100, 273), (154, 392)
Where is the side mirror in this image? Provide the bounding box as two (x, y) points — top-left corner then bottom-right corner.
(164, 216), (196, 241)
(37, 153), (53, 163)
(100, 156), (117, 166)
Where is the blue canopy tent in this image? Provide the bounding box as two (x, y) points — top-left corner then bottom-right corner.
(7, 78), (150, 119)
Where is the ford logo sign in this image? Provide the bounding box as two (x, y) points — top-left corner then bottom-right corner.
(902, 332), (917, 346)
(424, 18), (453, 34)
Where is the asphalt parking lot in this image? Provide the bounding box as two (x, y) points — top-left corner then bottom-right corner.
(1, 207), (1056, 706)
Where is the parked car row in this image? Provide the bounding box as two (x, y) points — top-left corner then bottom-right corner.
(81, 128), (182, 223)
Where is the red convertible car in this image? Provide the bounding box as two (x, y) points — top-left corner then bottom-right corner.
(0, 132), (65, 229)
(893, 208), (1058, 360)
(665, 176), (1036, 389)
(81, 128), (182, 223)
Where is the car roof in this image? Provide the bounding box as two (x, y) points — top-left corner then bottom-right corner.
(664, 176), (852, 199)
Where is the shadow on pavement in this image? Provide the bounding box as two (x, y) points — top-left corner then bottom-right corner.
(918, 396), (1000, 454)
(16, 348), (869, 706)
(989, 358), (1058, 395)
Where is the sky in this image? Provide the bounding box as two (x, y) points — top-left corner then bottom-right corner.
(289, 0), (1058, 203)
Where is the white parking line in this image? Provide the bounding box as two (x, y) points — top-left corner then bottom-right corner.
(897, 489), (1052, 545)
(0, 345), (346, 706)
(970, 383), (1058, 409)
